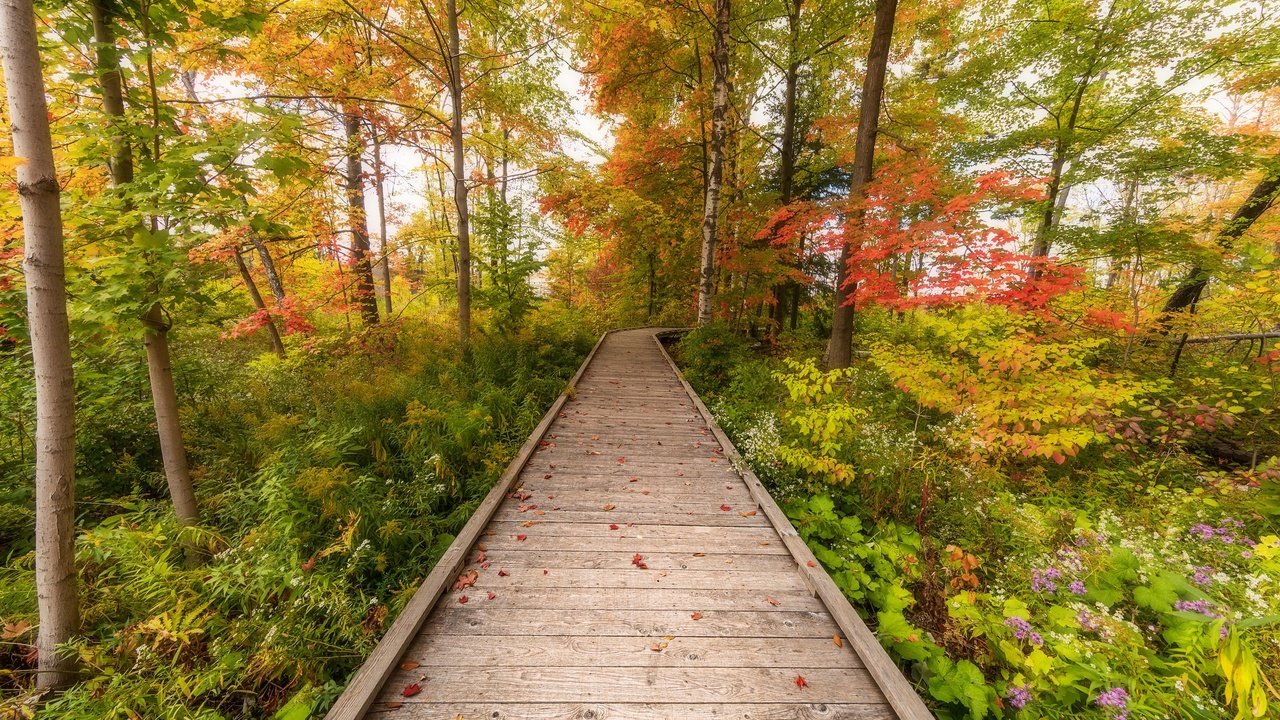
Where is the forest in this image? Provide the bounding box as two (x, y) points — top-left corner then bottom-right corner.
(1, 0), (1278, 717)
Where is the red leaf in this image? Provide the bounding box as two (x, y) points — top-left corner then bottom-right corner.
(609, 524), (619, 530)
(720, 505), (731, 512)
(806, 560), (816, 568)
(765, 596), (781, 606)
(691, 612), (703, 620)
(487, 591), (496, 600)
(516, 534), (527, 541)
(498, 569), (509, 577)
(402, 683), (422, 697)
(631, 553), (648, 569)
(457, 595), (469, 604)
(794, 675), (808, 689)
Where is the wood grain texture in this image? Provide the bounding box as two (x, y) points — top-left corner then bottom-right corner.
(330, 329), (919, 719)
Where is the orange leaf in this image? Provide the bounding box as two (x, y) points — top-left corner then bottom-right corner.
(631, 553), (648, 569)
(720, 505), (731, 512)
(399, 660), (421, 671)
(487, 591), (496, 600)
(497, 568), (508, 577)
(765, 596), (781, 606)
(691, 612), (703, 620)
(833, 635), (842, 648)
(603, 503), (616, 511)
(794, 675), (808, 689)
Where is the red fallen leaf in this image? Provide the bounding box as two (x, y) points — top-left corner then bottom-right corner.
(480, 562), (491, 570)
(642, 490), (650, 495)
(474, 550), (487, 564)
(516, 534), (527, 541)
(794, 675), (807, 689)
(399, 660), (421, 671)
(720, 505), (731, 512)
(631, 553), (648, 569)
(806, 560), (816, 568)
(617, 457), (626, 464)
(609, 524), (619, 530)
(403, 683), (422, 697)
(543, 569), (549, 575)
(498, 569), (509, 577)
(629, 476), (639, 482)
(487, 592), (496, 600)
(543, 474), (552, 479)
(452, 570), (478, 591)
(765, 596), (781, 606)
(457, 595), (469, 605)
(691, 612), (703, 620)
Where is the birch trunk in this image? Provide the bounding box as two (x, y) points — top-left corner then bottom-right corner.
(696, 0), (731, 327)
(447, 0), (472, 344)
(2, 0), (80, 689)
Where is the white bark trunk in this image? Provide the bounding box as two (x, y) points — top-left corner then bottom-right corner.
(1, 0), (80, 690)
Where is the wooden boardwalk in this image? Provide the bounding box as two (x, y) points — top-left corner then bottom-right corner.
(325, 329), (933, 720)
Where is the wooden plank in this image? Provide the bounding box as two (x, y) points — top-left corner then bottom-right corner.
(368, 702), (896, 719)
(431, 568), (806, 591)
(397, 634), (858, 668)
(321, 331), (613, 720)
(484, 522), (776, 542)
(420, 586), (825, 612)
(490, 509), (768, 526)
(478, 534), (788, 556)
(458, 549), (799, 572)
(374, 667), (885, 704)
(652, 335), (936, 720)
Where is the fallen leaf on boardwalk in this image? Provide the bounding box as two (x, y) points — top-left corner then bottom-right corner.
(642, 490), (650, 495)
(474, 550), (487, 564)
(833, 635), (843, 648)
(498, 569), (509, 577)
(609, 524), (619, 530)
(794, 675), (808, 689)
(807, 560), (816, 568)
(452, 570), (477, 591)
(617, 457), (626, 464)
(759, 541), (770, 546)
(402, 683), (422, 697)
(457, 595), (469, 605)
(692, 552), (705, 557)
(521, 520), (536, 528)
(588, 450), (601, 455)
(632, 553), (648, 569)
(603, 503), (616, 511)
(543, 569), (548, 575)
(516, 534), (527, 541)
(487, 592), (496, 600)
(691, 612), (702, 620)
(477, 542), (487, 551)
(629, 476), (639, 482)
(384, 702), (403, 710)
(543, 474), (552, 479)
(535, 510), (546, 515)
(765, 596), (781, 606)
(720, 505), (731, 512)
(650, 643), (663, 652)
(399, 660), (421, 671)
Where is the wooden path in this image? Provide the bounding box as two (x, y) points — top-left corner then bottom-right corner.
(325, 329), (933, 720)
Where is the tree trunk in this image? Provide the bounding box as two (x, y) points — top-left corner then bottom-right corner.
(447, 0), (472, 344)
(94, 0), (201, 554)
(1160, 168), (1280, 319)
(372, 130), (393, 317)
(769, 0), (803, 332)
(827, 0), (897, 369)
(250, 235), (286, 304)
(234, 249), (286, 357)
(342, 110), (380, 327)
(3, 0), (79, 690)
(696, 0), (731, 327)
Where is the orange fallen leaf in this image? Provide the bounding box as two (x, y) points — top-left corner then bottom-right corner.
(632, 553), (648, 569)
(650, 643), (663, 652)
(603, 503), (616, 511)
(487, 592), (496, 600)
(629, 476), (639, 482)
(384, 702), (404, 710)
(452, 570), (478, 592)
(806, 560), (816, 568)
(498, 569), (509, 577)
(765, 596), (781, 606)
(691, 612), (703, 620)
(833, 635), (843, 648)
(794, 675), (808, 689)
(399, 660), (421, 671)
(521, 520), (536, 528)
(402, 683), (422, 697)
(720, 505), (731, 512)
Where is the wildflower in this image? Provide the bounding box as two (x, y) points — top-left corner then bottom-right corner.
(1191, 566), (1214, 588)
(1031, 567), (1061, 593)
(1004, 617), (1043, 646)
(1006, 684), (1032, 710)
(1095, 687), (1129, 720)
(1069, 580), (1086, 595)
(1174, 599), (1218, 617)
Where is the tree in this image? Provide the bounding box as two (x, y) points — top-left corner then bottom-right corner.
(826, 0), (897, 369)
(697, 0), (731, 326)
(1, 0), (79, 690)
(342, 108), (380, 326)
(89, 0), (201, 550)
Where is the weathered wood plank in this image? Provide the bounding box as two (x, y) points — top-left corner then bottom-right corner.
(490, 509), (768, 526)
(374, 667), (885, 704)
(432, 567), (804, 591)
(457, 549), (798, 571)
(478, 535), (787, 556)
(422, 608), (834, 639)
(423, 587), (825, 612)
(368, 703), (897, 719)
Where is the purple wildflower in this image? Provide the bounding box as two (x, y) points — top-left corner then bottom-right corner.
(1078, 610), (1101, 632)
(1069, 580), (1086, 595)
(1095, 687), (1129, 720)
(1174, 599), (1218, 617)
(1031, 568), (1060, 593)
(1006, 684), (1032, 710)
(1191, 566), (1214, 587)
(1004, 617), (1043, 646)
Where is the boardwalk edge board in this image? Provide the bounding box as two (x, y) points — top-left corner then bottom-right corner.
(322, 330), (613, 720)
(652, 330), (937, 720)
